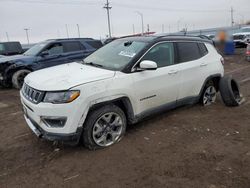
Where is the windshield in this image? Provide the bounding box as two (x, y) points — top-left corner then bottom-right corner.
(240, 28), (250, 33)
(24, 42), (48, 56)
(84, 40), (147, 71)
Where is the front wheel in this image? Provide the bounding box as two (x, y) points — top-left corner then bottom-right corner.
(12, 69), (31, 89)
(82, 104), (127, 150)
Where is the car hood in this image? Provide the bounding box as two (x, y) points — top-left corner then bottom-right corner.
(0, 54), (35, 64)
(25, 62), (115, 91)
(233, 32), (250, 36)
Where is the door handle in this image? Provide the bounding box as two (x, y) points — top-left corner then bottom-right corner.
(168, 70), (178, 75)
(200, 63), (208, 67)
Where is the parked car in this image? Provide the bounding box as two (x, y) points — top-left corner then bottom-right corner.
(247, 43), (250, 61)
(0, 38), (103, 89)
(20, 35), (224, 150)
(0, 55), (5, 58)
(233, 27), (250, 47)
(0, 42), (23, 56)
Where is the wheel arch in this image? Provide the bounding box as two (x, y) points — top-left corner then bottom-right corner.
(199, 74), (222, 98)
(87, 96), (135, 125)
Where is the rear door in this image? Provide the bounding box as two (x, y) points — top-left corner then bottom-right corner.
(131, 42), (181, 114)
(176, 42), (208, 100)
(62, 41), (86, 62)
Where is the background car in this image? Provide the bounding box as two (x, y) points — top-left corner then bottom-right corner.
(247, 43), (250, 61)
(0, 38), (103, 89)
(233, 27), (250, 48)
(0, 41), (24, 56)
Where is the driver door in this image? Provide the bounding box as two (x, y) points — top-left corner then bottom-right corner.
(131, 42), (181, 115)
(36, 42), (67, 69)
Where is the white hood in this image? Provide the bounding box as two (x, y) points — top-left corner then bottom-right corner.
(233, 32), (250, 36)
(25, 62), (115, 91)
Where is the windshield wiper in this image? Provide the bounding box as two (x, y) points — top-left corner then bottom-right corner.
(84, 61), (103, 68)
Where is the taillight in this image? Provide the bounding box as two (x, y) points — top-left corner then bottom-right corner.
(247, 45), (250, 55)
(220, 57), (225, 65)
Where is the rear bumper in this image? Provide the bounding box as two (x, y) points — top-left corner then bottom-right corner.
(24, 114), (82, 144)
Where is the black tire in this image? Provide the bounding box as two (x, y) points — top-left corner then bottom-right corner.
(12, 69), (31, 89)
(82, 104), (127, 150)
(200, 80), (217, 106)
(219, 76), (241, 107)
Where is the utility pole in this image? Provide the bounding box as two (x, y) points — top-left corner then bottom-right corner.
(77, 24), (80, 38)
(231, 7), (234, 27)
(5, 32), (9, 42)
(162, 24), (165, 33)
(147, 24), (150, 34)
(135, 11), (144, 36)
(65, 24), (69, 38)
(24, 28), (30, 44)
(132, 24), (135, 34)
(103, 0), (112, 38)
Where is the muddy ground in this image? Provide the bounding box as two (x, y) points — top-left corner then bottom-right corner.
(0, 49), (250, 188)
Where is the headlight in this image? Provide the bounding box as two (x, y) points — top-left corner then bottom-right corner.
(43, 90), (80, 104)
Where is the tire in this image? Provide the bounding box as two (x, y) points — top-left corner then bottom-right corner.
(219, 76), (241, 107)
(82, 104), (127, 150)
(200, 80), (217, 106)
(12, 69), (31, 89)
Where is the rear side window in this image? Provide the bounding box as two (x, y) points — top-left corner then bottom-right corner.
(63, 41), (84, 53)
(5, 42), (22, 53)
(177, 42), (201, 63)
(198, 43), (208, 57)
(86, 41), (103, 49)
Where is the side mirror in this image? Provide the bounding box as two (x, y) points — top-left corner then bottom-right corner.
(139, 60), (157, 70)
(40, 51), (49, 57)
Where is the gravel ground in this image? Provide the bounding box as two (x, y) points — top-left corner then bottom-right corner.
(0, 49), (250, 188)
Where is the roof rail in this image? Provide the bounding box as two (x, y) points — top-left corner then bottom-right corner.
(155, 33), (212, 40)
(46, 38), (94, 41)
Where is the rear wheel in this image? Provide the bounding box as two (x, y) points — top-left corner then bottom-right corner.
(82, 104), (127, 150)
(201, 80), (217, 106)
(12, 69), (31, 89)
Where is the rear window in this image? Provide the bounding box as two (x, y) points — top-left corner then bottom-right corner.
(63, 41), (84, 53)
(198, 43), (208, 57)
(5, 42), (22, 53)
(0, 44), (5, 52)
(177, 42), (201, 63)
(86, 41), (103, 49)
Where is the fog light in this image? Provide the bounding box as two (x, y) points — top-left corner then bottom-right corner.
(41, 116), (67, 128)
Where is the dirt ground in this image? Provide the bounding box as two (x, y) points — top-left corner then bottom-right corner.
(0, 49), (250, 188)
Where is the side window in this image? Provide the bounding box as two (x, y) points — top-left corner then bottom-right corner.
(85, 41), (103, 49)
(141, 42), (174, 68)
(43, 43), (63, 55)
(198, 43), (208, 57)
(177, 42), (201, 63)
(63, 41), (84, 53)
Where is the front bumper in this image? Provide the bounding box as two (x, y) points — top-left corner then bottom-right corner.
(24, 114), (82, 143)
(20, 90), (88, 144)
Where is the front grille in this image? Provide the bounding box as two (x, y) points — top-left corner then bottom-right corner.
(22, 83), (45, 104)
(233, 35), (245, 40)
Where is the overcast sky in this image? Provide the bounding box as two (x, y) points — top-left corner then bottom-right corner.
(0, 0), (250, 44)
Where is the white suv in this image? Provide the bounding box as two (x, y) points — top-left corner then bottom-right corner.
(20, 36), (224, 150)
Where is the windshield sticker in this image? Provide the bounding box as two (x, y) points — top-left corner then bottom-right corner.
(119, 51), (136, 58)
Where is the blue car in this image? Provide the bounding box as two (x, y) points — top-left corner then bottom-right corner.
(0, 38), (103, 89)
